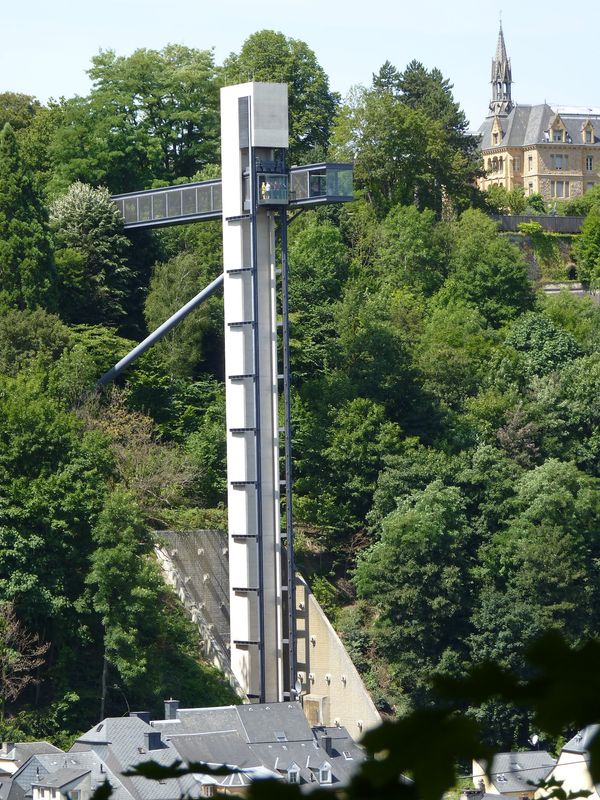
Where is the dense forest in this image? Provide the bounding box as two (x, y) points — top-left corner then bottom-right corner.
(2, 30), (600, 750)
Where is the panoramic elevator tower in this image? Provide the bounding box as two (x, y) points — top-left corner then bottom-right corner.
(104, 82), (355, 710)
(221, 83), (289, 703)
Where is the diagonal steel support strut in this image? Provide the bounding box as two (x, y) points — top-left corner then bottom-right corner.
(97, 272), (224, 387)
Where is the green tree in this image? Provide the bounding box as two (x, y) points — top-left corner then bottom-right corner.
(288, 216), (349, 378)
(223, 30), (338, 164)
(539, 289), (600, 352)
(375, 204), (449, 296)
(535, 352), (600, 475)
(372, 61), (402, 94)
(471, 459), (600, 738)
(332, 87), (447, 217)
(334, 284), (420, 421)
(0, 123), (56, 312)
(0, 92), (41, 132)
(483, 183), (511, 214)
(355, 481), (473, 710)
(49, 46), (220, 193)
(441, 209), (534, 327)
(184, 379), (227, 507)
(88, 488), (236, 718)
(573, 204), (600, 282)
(323, 398), (403, 533)
(503, 311), (582, 379)
(88, 488), (161, 716)
(398, 60), (476, 141)
(144, 251), (222, 378)
(50, 182), (133, 327)
(560, 183), (600, 216)
(0, 308), (71, 376)
(333, 61), (480, 216)
(525, 191), (546, 214)
(484, 184), (527, 215)
(416, 302), (498, 409)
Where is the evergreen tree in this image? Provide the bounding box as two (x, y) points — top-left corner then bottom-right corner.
(50, 182), (133, 327)
(0, 123), (56, 312)
(372, 61), (402, 94)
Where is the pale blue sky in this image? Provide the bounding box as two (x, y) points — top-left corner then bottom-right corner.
(3, 0), (599, 132)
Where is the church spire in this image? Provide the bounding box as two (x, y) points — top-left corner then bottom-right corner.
(489, 21), (513, 116)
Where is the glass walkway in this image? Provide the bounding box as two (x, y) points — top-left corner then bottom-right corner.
(112, 163), (353, 230)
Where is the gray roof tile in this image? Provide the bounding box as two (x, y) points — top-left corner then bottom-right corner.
(483, 751), (556, 794)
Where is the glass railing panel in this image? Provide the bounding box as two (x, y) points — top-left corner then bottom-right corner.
(167, 190), (182, 218)
(138, 195), (152, 221)
(327, 166), (353, 198)
(212, 184), (222, 212)
(309, 172), (327, 198)
(257, 173), (288, 204)
(290, 171), (308, 201)
(153, 193), (167, 220)
(124, 198), (138, 223)
(197, 185), (212, 213)
(181, 188), (197, 216)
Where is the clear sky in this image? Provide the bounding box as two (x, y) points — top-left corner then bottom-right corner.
(3, 0), (599, 132)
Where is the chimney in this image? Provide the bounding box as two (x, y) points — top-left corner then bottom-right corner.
(144, 731), (163, 751)
(164, 699), (180, 720)
(129, 711), (151, 724)
(320, 735), (333, 756)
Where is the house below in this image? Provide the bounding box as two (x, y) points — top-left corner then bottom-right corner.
(472, 750), (556, 797)
(0, 700), (364, 800)
(534, 726), (600, 800)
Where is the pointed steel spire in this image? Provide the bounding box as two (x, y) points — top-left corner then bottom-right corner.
(489, 21), (513, 116)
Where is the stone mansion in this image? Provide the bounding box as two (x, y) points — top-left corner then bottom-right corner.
(478, 24), (600, 202)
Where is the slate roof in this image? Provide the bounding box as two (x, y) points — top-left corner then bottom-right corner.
(2, 703), (364, 800)
(33, 768), (90, 788)
(2, 751), (131, 800)
(0, 745), (62, 771)
(479, 105), (600, 150)
(481, 751), (556, 794)
(152, 703), (364, 789)
(562, 725), (600, 755)
(72, 717), (198, 800)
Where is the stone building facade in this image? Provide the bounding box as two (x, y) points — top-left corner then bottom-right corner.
(478, 25), (600, 202)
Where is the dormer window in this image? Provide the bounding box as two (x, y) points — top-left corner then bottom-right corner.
(287, 764), (301, 784)
(582, 121), (595, 144)
(318, 761), (332, 785)
(550, 114), (567, 143)
(491, 116), (503, 147)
